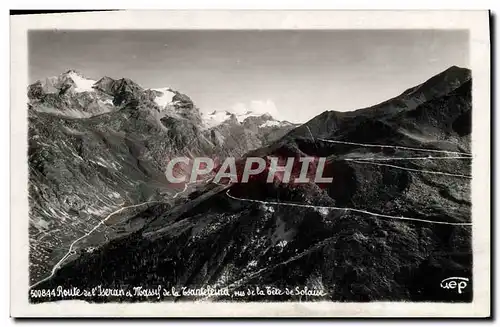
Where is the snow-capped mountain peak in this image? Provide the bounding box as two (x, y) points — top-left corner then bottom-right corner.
(64, 70), (97, 93)
(202, 109), (293, 130)
(202, 109), (271, 126)
(259, 119), (283, 128)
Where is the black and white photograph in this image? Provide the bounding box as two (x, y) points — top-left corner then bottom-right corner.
(10, 10), (491, 317)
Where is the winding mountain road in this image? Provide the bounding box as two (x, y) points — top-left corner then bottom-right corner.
(29, 200), (163, 289)
(29, 179), (206, 289)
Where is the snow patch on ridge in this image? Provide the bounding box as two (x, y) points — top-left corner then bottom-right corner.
(67, 71), (97, 93)
(231, 100), (279, 119)
(202, 99), (282, 127)
(235, 111), (264, 122)
(202, 109), (285, 128)
(152, 87), (176, 108)
(260, 120), (282, 128)
(202, 111), (233, 128)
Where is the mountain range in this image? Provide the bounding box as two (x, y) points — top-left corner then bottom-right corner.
(29, 66), (473, 302)
(28, 70), (297, 285)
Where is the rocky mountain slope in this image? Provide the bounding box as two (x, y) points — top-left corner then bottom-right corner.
(30, 66), (473, 303)
(28, 71), (295, 285)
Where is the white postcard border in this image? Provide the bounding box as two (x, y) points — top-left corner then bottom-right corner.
(10, 10), (491, 317)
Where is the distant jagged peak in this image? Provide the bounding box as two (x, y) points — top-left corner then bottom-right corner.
(92, 76), (115, 91)
(202, 108), (293, 130)
(63, 69), (86, 77)
(242, 112), (293, 128)
(202, 110), (235, 128)
(239, 111), (276, 123)
(34, 69), (98, 94)
(95, 76), (115, 83)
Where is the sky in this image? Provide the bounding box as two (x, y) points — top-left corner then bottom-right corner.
(29, 30), (469, 123)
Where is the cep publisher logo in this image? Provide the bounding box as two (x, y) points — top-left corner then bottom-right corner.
(440, 277), (469, 294)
